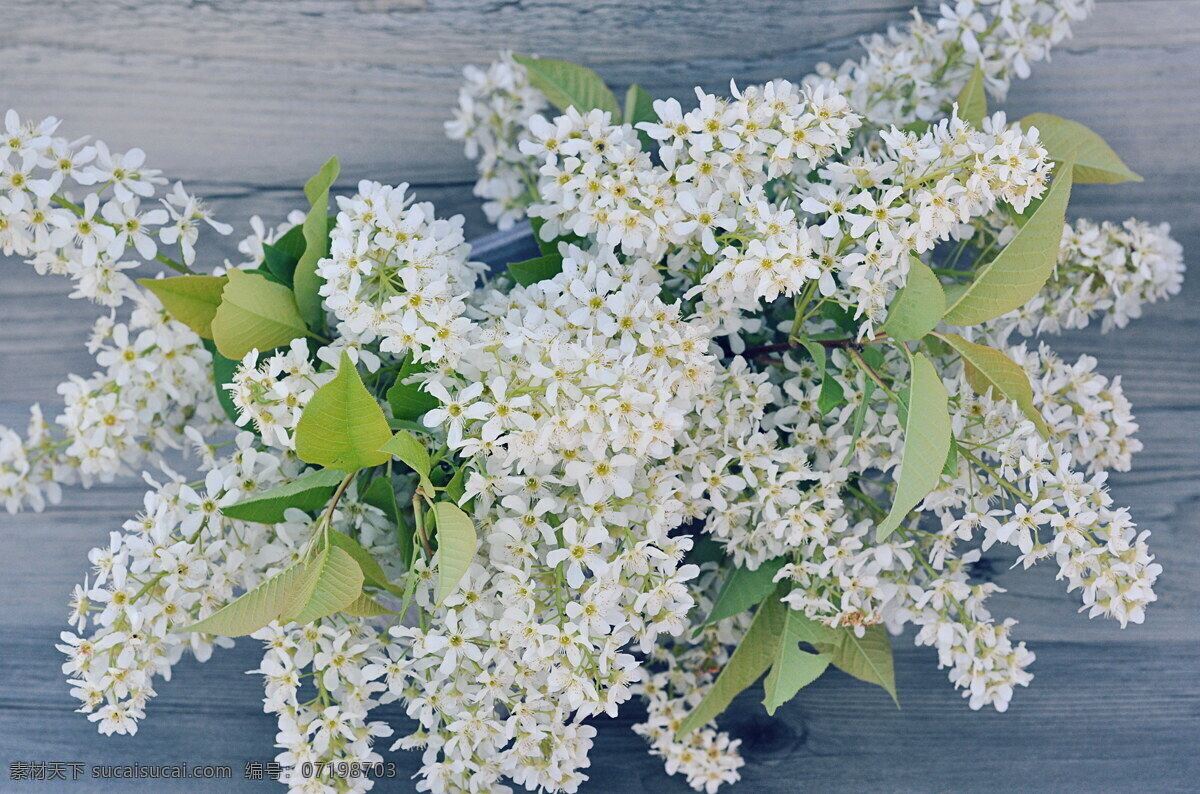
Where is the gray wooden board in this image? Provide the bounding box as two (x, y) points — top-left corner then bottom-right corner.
(2, 0), (1199, 791)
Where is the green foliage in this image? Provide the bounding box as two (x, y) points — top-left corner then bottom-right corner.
(700, 557), (787, 629)
(221, 468), (345, 523)
(529, 216), (586, 257)
(762, 610), (833, 716)
(509, 252), (565, 287)
(677, 594), (785, 737)
(512, 55), (621, 118)
(432, 501), (477, 606)
(938, 332), (1050, 438)
(386, 356), (438, 422)
(342, 592), (394, 617)
(877, 353), (951, 540)
(818, 624), (897, 703)
(943, 160), (1075, 326)
(955, 62), (988, 127)
(138, 275), (228, 338)
(328, 529), (403, 597)
(294, 156), (341, 329)
(801, 340), (846, 415)
(1020, 113), (1142, 184)
(294, 353), (392, 470)
(210, 268), (309, 360)
(882, 259), (945, 342)
(361, 475), (412, 569)
(180, 560), (308, 637)
(200, 339), (247, 425)
(380, 430), (435, 495)
(625, 83), (657, 150)
(282, 545), (364, 625)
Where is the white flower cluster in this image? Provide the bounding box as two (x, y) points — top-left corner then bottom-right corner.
(1010, 342), (1142, 474)
(445, 52), (549, 229)
(227, 339), (334, 452)
(0, 111), (233, 512)
(798, 111), (1050, 334)
(58, 435), (298, 735)
(819, 0), (1094, 127)
(521, 83), (859, 335)
(988, 217), (1185, 339)
(316, 181), (484, 367)
(0, 293), (222, 513)
(360, 247), (717, 791)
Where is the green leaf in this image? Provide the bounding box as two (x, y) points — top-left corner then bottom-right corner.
(625, 83), (657, 150)
(444, 465), (468, 506)
(955, 62), (987, 128)
(221, 468), (345, 523)
(877, 353), (951, 540)
(938, 332), (1050, 439)
(883, 259), (945, 342)
(342, 592), (394, 617)
(817, 624), (897, 704)
(512, 55), (621, 118)
(294, 156), (340, 329)
(943, 159), (1074, 326)
(294, 352), (392, 470)
(362, 475), (412, 569)
(432, 501), (477, 606)
(678, 594), (785, 738)
(800, 339), (845, 415)
(210, 268), (309, 360)
(943, 435), (959, 478)
(380, 430), (434, 495)
(386, 359), (438, 422)
(200, 338), (247, 426)
(180, 560), (308, 637)
(1020, 113), (1141, 184)
(139, 275), (228, 339)
(529, 216), (586, 257)
(281, 545), (364, 625)
(702, 557), (787, 628)
(509, 252), (564, 287)
(762, 611), (833, 716)
(328, 529), (403, 596)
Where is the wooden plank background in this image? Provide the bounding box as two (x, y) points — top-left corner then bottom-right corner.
(1, 1), (1198, 790)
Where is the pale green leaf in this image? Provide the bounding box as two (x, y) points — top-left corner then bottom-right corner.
(328, 529), (403, 597)
(1020, 113), (1141, 184)
(877, 353), (951, 540)
(943, 160), (1074, 326)
(342, 592), (394, 617)
(180, 560), (307, 637)
(293, 156), (340, 329)
(432, 501), (477, 606)
(955, 62), (987, 127)
(816, 624), (897, 704)
(939, 332), (1050, 439)
(210, 268), (309, 360)
(678, 594), (784, 738)
(512, 55), (621, 118)
(701, 557), (787, 629)
(380, 430), (434, 495)
(294, 352), (392, 470)
(882, 259), (945, 342)
(138, 275), (228, 338)
(762, 610), (833, 716)
(281, 545), (364, 625)
(221, 468), (345, 523)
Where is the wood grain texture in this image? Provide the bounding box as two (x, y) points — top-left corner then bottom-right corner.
(1, 1), (1198, 791)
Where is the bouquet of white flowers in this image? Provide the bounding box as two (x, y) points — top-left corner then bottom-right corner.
(0, 0), (1184, 791)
